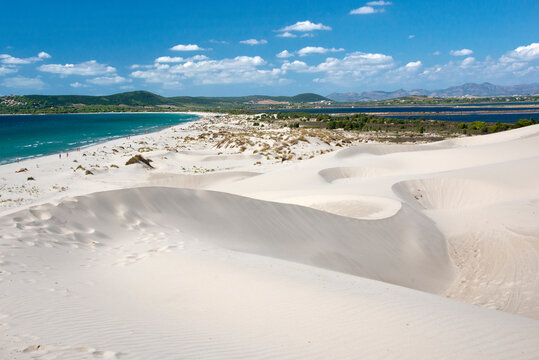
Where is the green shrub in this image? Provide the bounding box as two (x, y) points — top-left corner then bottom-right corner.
(513, 119), (536, 128)
(469, 121), (487, 131)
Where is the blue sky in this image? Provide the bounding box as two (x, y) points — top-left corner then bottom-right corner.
(1, 0), (538, 96)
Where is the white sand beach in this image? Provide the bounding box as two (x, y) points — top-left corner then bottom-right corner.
(1, 114), (539, 359)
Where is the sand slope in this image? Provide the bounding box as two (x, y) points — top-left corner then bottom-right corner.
(211, 124), (539, 319)
(0, 188), (538, 359)
(1, 187), (455, 293)
(1, 118), (539, 358)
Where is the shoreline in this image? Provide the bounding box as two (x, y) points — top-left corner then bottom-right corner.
(0, 114), (217, 216)
(0, 112), (217, 166)
(0, 112), (399, 215)
(0, 110), (219, 116)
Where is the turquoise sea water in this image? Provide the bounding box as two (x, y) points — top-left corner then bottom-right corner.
(0, 112), (198, 165)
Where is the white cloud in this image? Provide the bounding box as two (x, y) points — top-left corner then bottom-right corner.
(500, 42), (539, 62)
(316, 52), (395, 74)
(281, 51), (396, 84)
(297, 46), (344, 56)
(130, 64), (154, 69)
(417, 43), (539, 84)
(131, 68), (182, 87)
(301, 33), (315, 38)
(127, 41), (539, 91)
(280, 60), (309, 72)
(170, 44), (204, 51)
(87, 75), (131, 85)
(0, 54), (29, 65)
(450, 49), (473, 56)
(276, 50), (294, 58)
(405, 60), (422, 69)
(240, 39), (268, 45)
(189, 55), (210, 61)
(38, 60), (116, 76)
(1, 55), (29, 64)
(420, 60), (483, 82)
(351, 1), (391, 14)
(476, 43), (539, 78)
(131, 55), (282, 86)
(408, 35), (415, 39)
(278, 21), (331, 32)
(350, 6), (378, 14)
(277, 32), (297, 38)
(381, 60), (422, 82)
(2, 76), (44, 89)
(379, 60), (423, 83)
(155, 55), (210, 63)
(0, 52), (50, 65)
(155, 56), (185, 63)
(433, 51), (441, 56)
(96, 42), (539, 91)
(460, 57), (476, 68)
(0, 65), (17, 76)
(38, 51), (51, 59)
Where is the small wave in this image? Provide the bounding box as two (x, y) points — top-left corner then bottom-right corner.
(0, 113), (200, 165)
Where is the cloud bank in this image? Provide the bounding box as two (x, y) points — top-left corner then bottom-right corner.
(170, 44), (205, 51)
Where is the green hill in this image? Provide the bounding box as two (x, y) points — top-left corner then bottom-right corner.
(23, 91), (330, 108)
(25, 91), (170, 107)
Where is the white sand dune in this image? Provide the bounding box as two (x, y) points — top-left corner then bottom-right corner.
(318, 166), (396, 183)
(1, 187), (455, 292)
(201, 154), (263, 162)
(291, 194), (402, 220)
(392, 177), (526, 210)
(1, 117), (539, 358)
(146, 171), (261, 189)
(213, 124), (539, 319)
(1, 187), (538, 359)
(334, 143), (428, 157)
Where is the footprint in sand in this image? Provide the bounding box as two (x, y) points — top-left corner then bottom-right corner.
(23, 344), (124, 358)
(113, 243), (183, 266)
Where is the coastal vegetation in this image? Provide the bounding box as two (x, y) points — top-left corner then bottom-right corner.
(253, 112), (537, 140)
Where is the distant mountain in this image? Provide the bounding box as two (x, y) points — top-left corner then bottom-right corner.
(429, 83), (539, 97)
(327, 83), (539, 102)
(25, 91), (330, 108)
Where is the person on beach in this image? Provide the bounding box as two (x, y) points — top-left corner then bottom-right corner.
(59, 153), (61, 159)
